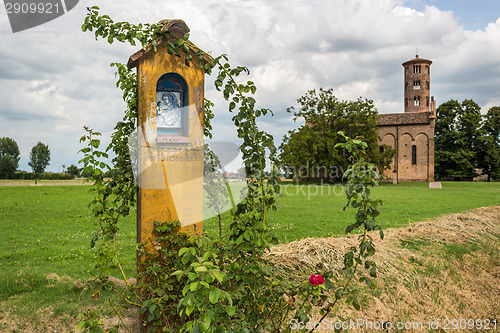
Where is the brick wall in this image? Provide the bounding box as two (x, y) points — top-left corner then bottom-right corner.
(377, 114), (435, 182)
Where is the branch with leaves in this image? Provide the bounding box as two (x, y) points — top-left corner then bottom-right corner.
(79, 8), (384, 333)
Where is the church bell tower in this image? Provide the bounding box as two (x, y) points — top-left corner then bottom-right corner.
(402, 55), (432, 113)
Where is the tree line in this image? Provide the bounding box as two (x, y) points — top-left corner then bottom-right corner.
(0, 137), (100, 183)
(0, 138), (51, 178)
(0, 139), (68, 183)
(279, 89), (500, 182)
(435, 100), (499, 181)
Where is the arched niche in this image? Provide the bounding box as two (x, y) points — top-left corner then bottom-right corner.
(382, 133), (396, 148)
(156, 73), (189, 140)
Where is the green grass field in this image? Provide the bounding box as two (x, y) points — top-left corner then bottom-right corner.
(264, 181), (500, 242)
(0, 181), (498, 330)
(202, 181), (500, 242)
(0, 186), (136, 329)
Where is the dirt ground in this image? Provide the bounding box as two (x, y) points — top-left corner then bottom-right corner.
(1, 206), (498, 332)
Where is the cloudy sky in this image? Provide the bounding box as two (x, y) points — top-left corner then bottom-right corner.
(1, 0), (499, 172)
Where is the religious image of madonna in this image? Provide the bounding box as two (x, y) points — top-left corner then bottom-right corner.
(157, 91), (181, 128)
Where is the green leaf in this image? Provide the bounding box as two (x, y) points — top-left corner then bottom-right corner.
(203, 315), (211, 329)
(379, 229), (384, 240)
(213, 271), (224, 283)
(195, 266), (208, 272)
(185, 304), (194, 316)
(352, 297), (360, 310)
(190, 282), (198, 292)
(160, 223), (168, 232)
(367, 245), (376, 256)
(370, 267), (377, 278)
(209, 288), (219, 304)
(179, 247), (189, 257)
(226, 306), (236, 316)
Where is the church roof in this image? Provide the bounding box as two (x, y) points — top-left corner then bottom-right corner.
(378, 112), (433, 126)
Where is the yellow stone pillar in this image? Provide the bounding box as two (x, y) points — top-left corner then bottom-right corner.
(127, 19), (209, 254)
(127, 19), (212, 332)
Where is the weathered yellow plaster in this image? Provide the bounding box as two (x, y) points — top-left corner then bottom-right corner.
(135, 42), (205, 251)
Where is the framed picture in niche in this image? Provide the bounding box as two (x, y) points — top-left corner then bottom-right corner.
(156, 73), (189, 144)
(157, 91), (181, 130)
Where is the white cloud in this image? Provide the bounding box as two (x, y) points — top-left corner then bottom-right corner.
(393, 5), (425, 17)
(0, 0), (499, 172)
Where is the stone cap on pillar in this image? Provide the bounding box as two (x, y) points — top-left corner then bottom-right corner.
(127, 19), (214, 69)
(158, 19), (190, 39)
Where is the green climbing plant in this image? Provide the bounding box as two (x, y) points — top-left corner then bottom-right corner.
(79, 7), (384, 333)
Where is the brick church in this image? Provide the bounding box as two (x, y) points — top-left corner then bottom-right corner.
(377, 55), (436, 182)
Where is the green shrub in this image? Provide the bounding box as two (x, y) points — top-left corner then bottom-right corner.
(13, 172), (75, 180)
(60, 173), (76, 180)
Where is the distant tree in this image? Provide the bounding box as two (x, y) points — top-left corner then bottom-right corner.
(62, 164), (66, 173)
(237, 166), (246, 179)
(28, 142), (51, 184)
(279, 89), (395, 181)
(435, 99), (482, 180)
(477, 106), (500, 181)
(67, 164), (80, 177)
(0, 137), (21, 179)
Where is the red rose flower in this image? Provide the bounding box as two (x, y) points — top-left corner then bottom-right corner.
(309, 274), (324, 286)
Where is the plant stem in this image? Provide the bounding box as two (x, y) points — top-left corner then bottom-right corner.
(309, 229), (367, 333)
(113, 233), (143, 302)
(295, 284), (312, 316)
(109, 299), (133, 333)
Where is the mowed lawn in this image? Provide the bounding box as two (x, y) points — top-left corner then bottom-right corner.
(0, 186), (137, 322)
(1, 182), (499, 278)
(265, 181), (500, 242)
(0, 181), (498, 326)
